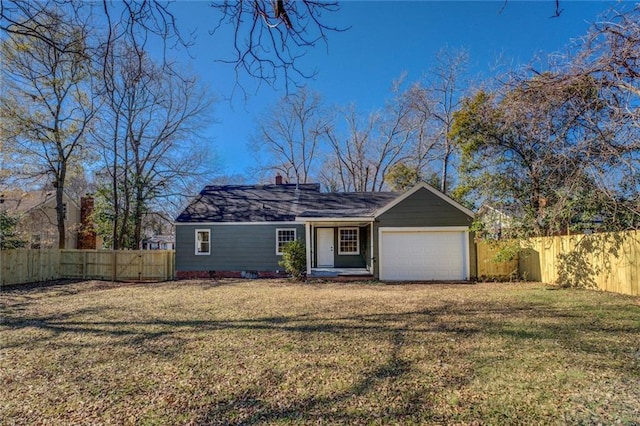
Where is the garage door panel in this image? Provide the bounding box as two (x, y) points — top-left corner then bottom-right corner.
(380, 230), (467, 281)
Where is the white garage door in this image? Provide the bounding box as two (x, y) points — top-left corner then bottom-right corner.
(379, 228), (469, 281)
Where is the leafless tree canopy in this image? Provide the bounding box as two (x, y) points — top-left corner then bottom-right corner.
(209, 0), (344, 91)
(324, 86), (415, 192)
(1, 1), (186, 57)
(253, 51), (471, 194)
(95, 45), (213, 249)
(1, 7), (95, 248)
(251, 88), (328, 184)
(1, 0), (215, 249)
(451, 6), (640, 236)
(2, 0), (343, 93)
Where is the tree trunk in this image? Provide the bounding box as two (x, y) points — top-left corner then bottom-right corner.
(441, 141), (451, 194)
(56, 180), (66, 249)
(133, 185), (144, 249)
(56, 156), (67, 249)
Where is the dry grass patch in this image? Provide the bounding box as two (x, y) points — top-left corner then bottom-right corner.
(1, 279), (639, 425)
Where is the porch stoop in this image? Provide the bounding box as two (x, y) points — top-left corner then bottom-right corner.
(308, 268), (374, 281)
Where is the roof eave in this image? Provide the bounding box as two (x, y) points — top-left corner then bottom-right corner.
(294, 216), (375, 223)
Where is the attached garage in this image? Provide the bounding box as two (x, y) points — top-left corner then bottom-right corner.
(378, 227), (471, 281)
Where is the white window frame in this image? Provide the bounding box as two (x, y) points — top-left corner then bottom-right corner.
(276, 228), (297, 255)
(195, 229), (210, 255)
(338, 227), (360, 255)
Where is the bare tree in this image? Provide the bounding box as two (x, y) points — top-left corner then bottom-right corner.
(324, 81), (414, 192)
(575, 5), (640, 222)
(452, 68), (629, 237)
(401, 83), (439, 183)
(94, 44), (213, 249)
(210, 0), (345, 91)
(251, 88), (329, 184)
(1, 1), (187, 65)
(428, 48), (469, 194)
(400, 48), (470, 194)
(0, 8), (95, 248)
(2, 0), (343, 94)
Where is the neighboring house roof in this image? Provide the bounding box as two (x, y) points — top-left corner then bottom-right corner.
(477, 203), (522, 218)
(143, 234), (175, 244)
(1, 189), (79, 215)
(176, 183), (399, 223)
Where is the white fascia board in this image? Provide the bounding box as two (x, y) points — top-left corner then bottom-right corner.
(379, 226), (469, 233)
(175, 221), (303, 226)
(374, 182), (475, 219)
(294, 216), (374, 223)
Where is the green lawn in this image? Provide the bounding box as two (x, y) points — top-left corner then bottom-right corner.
(1, 279), (639, 425)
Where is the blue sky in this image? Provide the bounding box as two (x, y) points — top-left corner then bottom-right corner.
(165, 0), (618, 179)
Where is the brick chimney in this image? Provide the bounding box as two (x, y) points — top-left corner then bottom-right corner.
(275, 174), (283, 185)
(77, 196), (97, 249)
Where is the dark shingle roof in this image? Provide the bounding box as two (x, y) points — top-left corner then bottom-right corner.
(295, 192), (398, 218)
(175, 184), (399, 223)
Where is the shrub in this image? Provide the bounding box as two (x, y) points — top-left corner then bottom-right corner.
(279, 239), (306, 280)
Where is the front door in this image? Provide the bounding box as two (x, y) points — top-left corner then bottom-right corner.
(317, 228), (334, 267)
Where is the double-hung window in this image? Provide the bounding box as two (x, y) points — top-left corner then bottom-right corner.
(338, 227), (359, 255)
(276, 228), (296, 255)
(195, 229), (210, 255)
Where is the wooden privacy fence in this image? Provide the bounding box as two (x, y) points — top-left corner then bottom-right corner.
(478, 230), (638, 296)
(2, 233), (638, 296)
(1, 249), (175, 286)
(519, 231), (638, 296)
(476, 241), (519, 280)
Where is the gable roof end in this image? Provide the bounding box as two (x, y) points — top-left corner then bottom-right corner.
(374, 182), (475, 219)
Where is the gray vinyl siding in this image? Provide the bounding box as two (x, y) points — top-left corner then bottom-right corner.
(335, 226), (368, 268)
(372, 187), (476, 279)
(176, 223), (305, 272)
(376, 187), (473, 227)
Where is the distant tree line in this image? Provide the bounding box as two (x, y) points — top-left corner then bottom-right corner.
(251, 46), (469, 195)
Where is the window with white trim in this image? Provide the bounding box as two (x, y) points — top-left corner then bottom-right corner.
(195, 229), (210, 255)
(276, 228), (296, 255)
(338, 227), (359, 255)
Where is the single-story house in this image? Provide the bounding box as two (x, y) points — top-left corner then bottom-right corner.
(141, 235), (176, 250)
(140, 212), (175, 250)
(175, 178), (476, 281)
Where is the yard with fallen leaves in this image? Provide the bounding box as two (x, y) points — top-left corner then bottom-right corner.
(1, 279), (639, 425)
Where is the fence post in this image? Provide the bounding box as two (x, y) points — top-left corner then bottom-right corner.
(82, 250), (87, 279)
